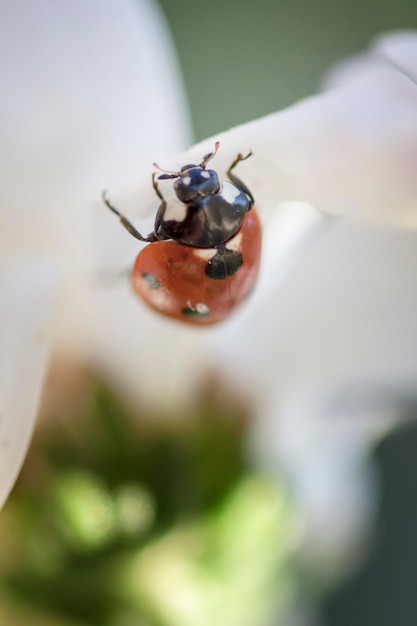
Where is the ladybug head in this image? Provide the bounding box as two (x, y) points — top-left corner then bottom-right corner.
(154, 141), (221, 204)
(173, 165), (220, 203)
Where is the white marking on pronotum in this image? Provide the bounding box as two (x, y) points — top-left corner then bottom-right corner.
(164, 199), (187, 223)
(225, 232), (243, 251)
(221, 181), (240, 203)
(201, 171), (210, 179)
(182, 176), (191, 185)
(193, 248), (217, 261)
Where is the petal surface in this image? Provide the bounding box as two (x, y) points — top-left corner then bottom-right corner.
(0, 0), (198, 410)
(0, 261), (57, 509)
(112, 31), (417, 229)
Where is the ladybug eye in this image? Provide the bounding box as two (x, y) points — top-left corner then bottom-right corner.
(174, 167), (220, 203)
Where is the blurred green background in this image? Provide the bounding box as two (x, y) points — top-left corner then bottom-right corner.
(2, 1), (417, 625)
(0, 371), (297, 626)
(157, 0), (417, 139)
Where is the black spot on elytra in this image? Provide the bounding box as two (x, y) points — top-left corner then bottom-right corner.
(141, 272), (160, 289)
(205, 246), (243, 280)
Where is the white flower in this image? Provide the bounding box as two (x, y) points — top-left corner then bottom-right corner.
(2, 0), (417, 583)
(0, 0), (191, 506)
(118, 31), (417, 227)
(0, 261), (57, 509)
(108, 31), (417, 575)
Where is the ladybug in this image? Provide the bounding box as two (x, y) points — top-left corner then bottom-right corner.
(103, 142), (261, 326)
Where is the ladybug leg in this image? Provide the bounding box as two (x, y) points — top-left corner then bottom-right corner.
(102, 192), (156, 243)
(152, 172), (166, 201)
(152, 173), (170, 237)
(227, 151), (255, 209)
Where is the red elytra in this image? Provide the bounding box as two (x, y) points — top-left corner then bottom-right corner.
(131, 209), (261, 326)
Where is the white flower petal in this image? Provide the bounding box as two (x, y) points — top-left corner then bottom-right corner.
(207, 217), (417, 572)
(0, 0), (190, 319)
(322, 31), (417, 90)
(0, 0), (197, 409)
(100, 32), (417, 410)
(101, 29), (417, 572)
(374, 30), (417, 78)
(0, 260), (57, 509)
(263, 401), (378, 579)
(113, 31), (417, 229)
(212, 220), (417, 399)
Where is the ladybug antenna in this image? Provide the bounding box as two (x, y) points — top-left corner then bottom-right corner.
(199, 141), (220, 169)
(152, 162), (180, 180)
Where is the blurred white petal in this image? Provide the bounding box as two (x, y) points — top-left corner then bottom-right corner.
(324, 30), (417, 89)
(0, 0), (195, 409)
(208, 206), (417, 579)
(100, 30), (417, 411)
(0, 261), (57, 509)
(114, 30), (417, 229)
(254, 387), (412, 582)
(207, 33), (417, 423)
(211, 38), (417, 555)
(0, 1), (414, 586)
